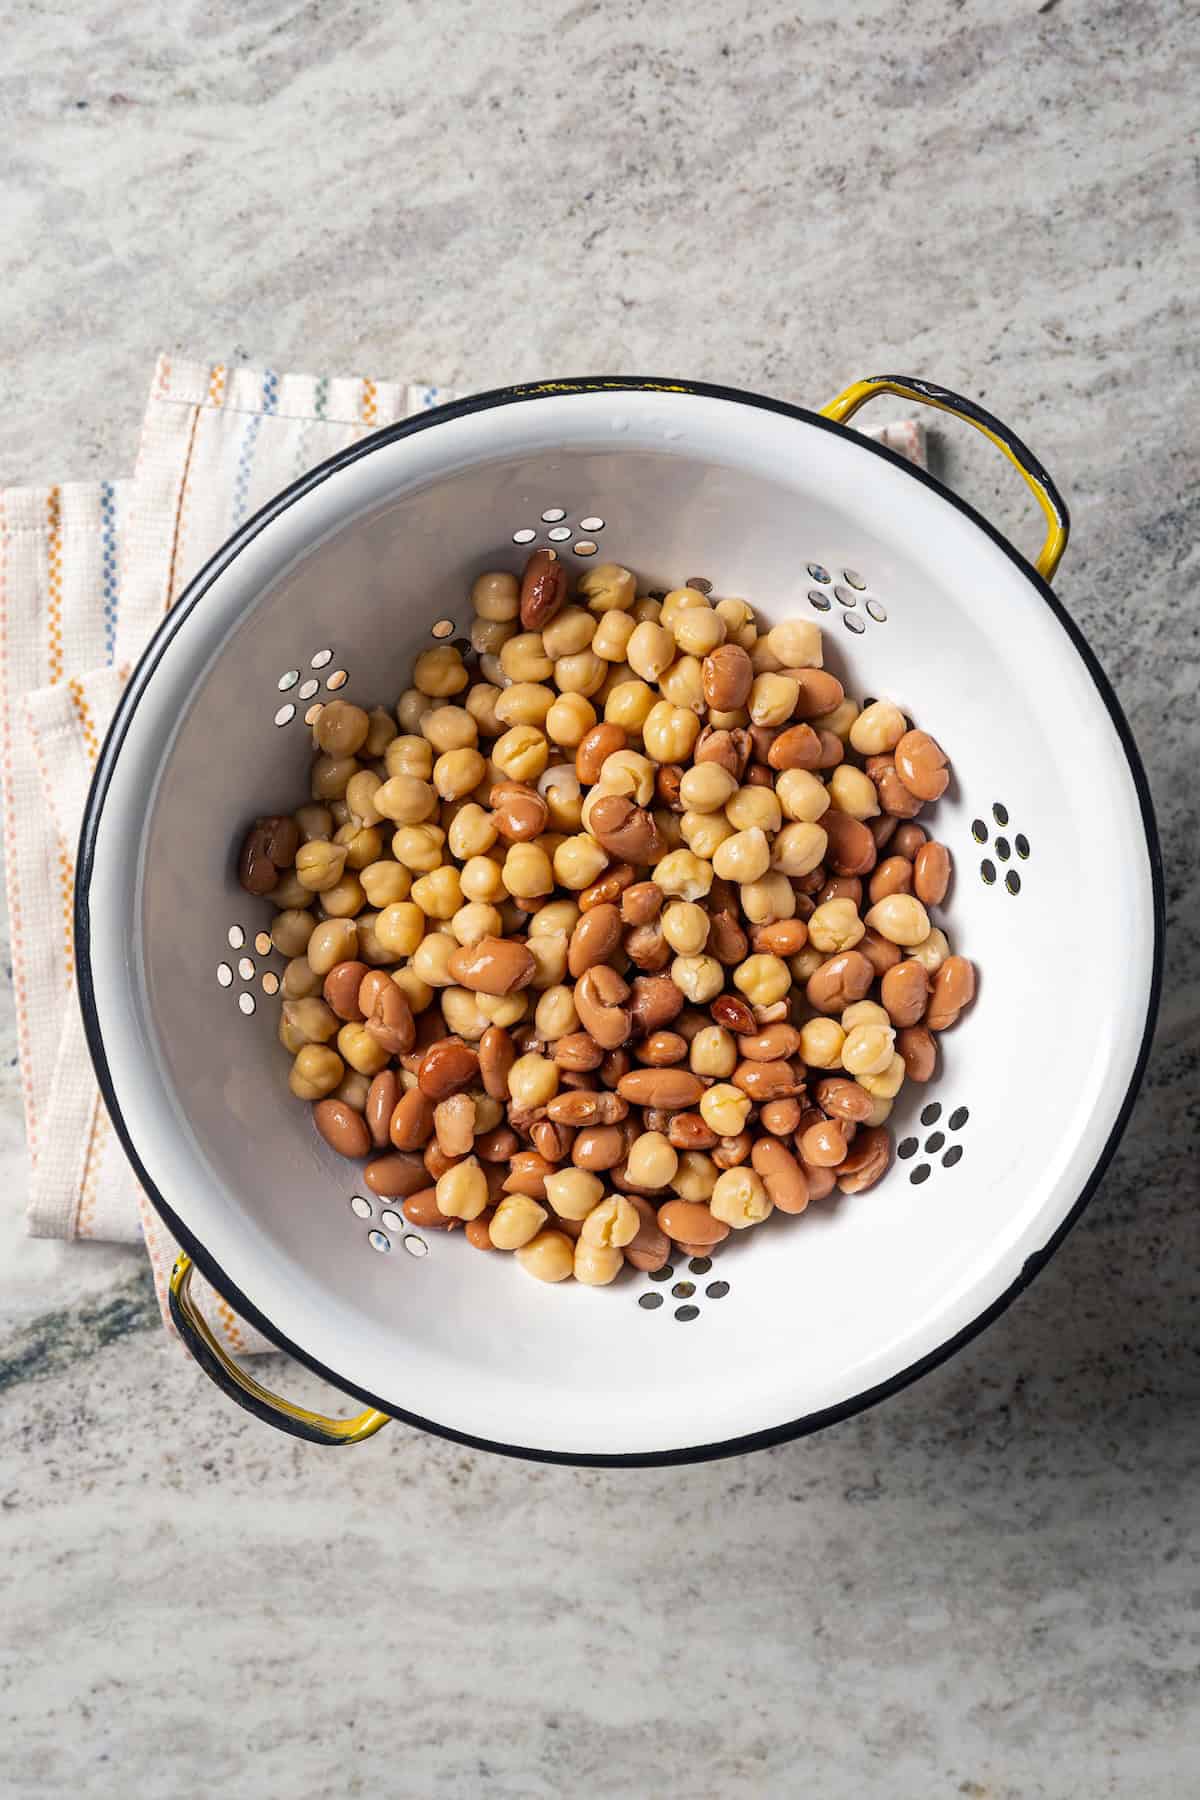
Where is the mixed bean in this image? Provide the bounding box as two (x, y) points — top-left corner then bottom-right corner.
(238, 555), (975, 1285)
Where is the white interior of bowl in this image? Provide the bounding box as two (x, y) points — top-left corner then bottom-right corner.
(82, 388), (1157, 1457)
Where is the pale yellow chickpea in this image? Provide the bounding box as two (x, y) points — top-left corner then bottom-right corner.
(345, 769), (383, 827)
(294, 802), (333, 843)
(466, 682), (506, 738)
(477, 653), (506, 688)
(413, 645), (468, 698)
(447, 802), (497, 860)
(311, 753), (358, 802)
(529, 898), (580, 938)
(495, 682), (555, 728)
(421, 705), (478, 753)
(654, 849), (714, 902)
(658, 654), (706, 714)
(674, 1151), (720, 1203)
(516, 1230), (575, 1282)
(534, 984), (579, 1040)
(506, 1052), (559, 1108)
(391, 823), (446, 872)
(304, 919), (356, 976)
(800, 1017), (846, 1069)
(715, 597), (756, 643)
(596, 662), (635, 706)
(749, 672), (800, 727)
(541, 606), (597, 660)
(865, 894), (931, 947)
(791, 946), (825, 982)
(545, 692), (596, 747)
(807, 897), (866, 954)
(598, 749), (656, 805)
(528, 932), (568, 987)
(710, 1166), (773, 1229)
(459, 854), (507, 903)
(671, 954), (724, 1003)
(322, 874), (367, 918)
(273, 908), (317, 957)
(410, 866), (463, 920)
(771, 821), (828, 877)
(555, 651), (607, 698)
(364, 707), (398, 758)
(910, 926), (951, 974)
(436, 1158), (489, 1221)
(829, 764), (880, 821)
(289, 1044), (344, 1100)
(295, 839), (349, 893)
(395, 688), (434, 734)
(489, 1195), (548, 1251)
(353, 913), (391, 967)
(680, 810), (735, 858)
(775, 768), (832, 824)
(604, 679), (658, 731)
(849, 699), (907, 756)
(335, 822), (382, 871)
(573, 1240), (623, 1285)
(858, 1052), (906, 1100)
(678, 762), (737, 813)
(472, 569), (520, 622)
(502, 842), (554, 900)
(281, 956), (321, 1000)
(385, 734), (434, 780)
(659, 587), (708, 630)
(740, 872), (796, 925)
(411, 931), (458, 987)
(375, 774), (436, 825)
(393, 966), (434, 1013)
(862, 1093), (894, 1127)
(842, 1023), (896, 1077)
(578, 562), (636, 613)
(632, 596), (663, 623)
(626, 620), (676, 682)
(470, 615), (517, 659)
(581, 1195), (640, 1250)
(492, 725), (549, 782)
(712, 827), (770, 885)
(337, 1021), (390, 1077)
(591, 610), (635, 662)
(700, 1082), (752, 1137)
(542, 777), (583, 834)
(626, 1132), (678, 1189)
(673, 607), (726, 657)
(551, 833), (608, 891)
(841, 1000), (892, 1031)
(813, 697), (860, 742)
(500, 632), (554, 683)
(642, 700), (700, 763)
(766, 618), (824, 668)
(544, 1167), (605, 1220)
(725, 785), (782, 834)
(434, 747), (486, 801)
(279, 1000), (338, 1056)
(733, 953), (791, 1006)
(474, 992), (528, 1027)
(749, 634), (783, 673)
(440, 986), (490, 1040)
(662, 901), (710, 956)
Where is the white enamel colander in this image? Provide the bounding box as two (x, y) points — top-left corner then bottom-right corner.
(76, 376), (1163, 1464)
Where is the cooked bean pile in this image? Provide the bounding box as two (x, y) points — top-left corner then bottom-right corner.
(238, 555), (976, 1285)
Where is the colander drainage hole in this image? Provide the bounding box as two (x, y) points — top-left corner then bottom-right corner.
(949, 1106), (969, 1130)
(579, 516), (605, 532)
(274, 703), (296, 727)
(350, 1195), (372, 1219)
(227, 925), (245, 949)
(842, 569), (866, 589)
(278, 670), (299, 691)
(311, 649), (333, 669)
(431, 619), (455, 639)
(298, 679), (320, 701)
(910, 1164), (931, 1186)
(379, 1209), (403, 1232)
(237, 992), (255, 1016)
(706, 1281), (730, 1300)
(843, 614), (866, 635)
(686, 577), (712, 594)
(898, 1137), (918, 1159)
(368, 1230), (391, 1253)
(639, 1292), (663, 1310)
(541, 508), (566, 522)
(262, 972), (279, 996)
(943, 1146), (963, 1169)
(808, 590), (832, 612)
(925, 1130), (945, 1154)
(671, 1281), (695, 1299)
(512, 528), (536, 545)
(921, 1103), (942, 1126)
(648, 1265), (674, 1282)
(688, 1257), (712, 1275)
(807, 563), (831, 583)
(402, 1234), (429, 1258)
(675, 1305), (700, 1322)
(547, 526), (571, 542)
(216, 962), (233, 988)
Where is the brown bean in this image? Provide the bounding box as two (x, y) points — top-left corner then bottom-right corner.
(794, 864), (828, 896)
(805, 949), (875, 1014)
(913, 841), (951, 907)
(732, 1059), (802, 1102)
(798, 1160), (837, 1201)
(548, 1032), (598, 1072)
(576, 722), (627, 785)
(751, 1137), (810, 1213)
(600, 1049), (630, 1087)
(870, 813), (899, 853)
(822, 810), (877, 877)
(881, 959), (929, 1028)
(312, 1098), (370, 1158)
(488, 780), (549, 842)
(448, 936), (536, 995)
(568, 903), (622, 978)
(747, 724), (778, 764)
(364, 1151), (429, 1197)
(323, 959), (371, 1021)
(545, 1089), (628, 1126)
(926, 955), (975, 1030)
(588, 793), (663, 864)
(620, 880), (662, 926)
(365, 1070), (399, 1149)
(897, 1024), (937, 1082)
(836, 1125), (892, 1193)
(580, 862), (635, 911)
(701, 642), (754, 710)
(622, 1195), (672, 1272)
(868, 856), (913, 905)
(788, 669), (844, 719)
(800, 1117), (849, 1167)
(401, 1188), (460, 1230)
(760, 1097), (803, 1136)
(519, 547), (568, 631)
(656, 1200), (730, 1247)
(865, 754), (923, 819)
(472, 1126), (517, 1165)
(363, 980), (416, 1055)
(814, 730), (844, 770)
(465, 1211), (496, 1250)
(571, 1125), (626, 1171)
(744, 763), (772, 788)
(894, 729), (950, 802)
(574, 964), (632, 1050)
(765, 722), (821, 771)
(624, 921), (670, 971)
(712, 1130), (754, 1169)
(530, 1118), (572, 1162)
(668, 1111), (720, 1150)
(750, 918), (809, 957)
(814, 1077), (874, 1123)
(655, 764), (685, 811)
(389, 1087), (436, 1150)
(892, 822), (928, 860)
(423, 1141), (461, 1181)
(859, 927), (903, 978)
(417, 1039), (480, 1100)
(636, 1030), (689, 1067)
(694, 725), (752, 778)
(818, 875), (863, 906)
(737, 1023), (802, 1062)
(478, 1024), (516, 1100)
(616, 1068), (704, 1109)
(500, 1151), (554, 1199)
(628, 974), (685, 1036)
(707, 909), (750, 965)
(238, 814), (300, 895)
(711, 993), (756, 1034)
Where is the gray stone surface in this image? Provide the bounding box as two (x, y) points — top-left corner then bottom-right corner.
(1, 1), (1197, 1795)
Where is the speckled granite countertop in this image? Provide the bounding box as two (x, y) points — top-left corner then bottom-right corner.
(1, 2), (1197, 1795)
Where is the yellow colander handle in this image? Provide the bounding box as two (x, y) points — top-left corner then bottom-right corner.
(821, 375), (1070, 582)
(169, 1254), (389, 1446)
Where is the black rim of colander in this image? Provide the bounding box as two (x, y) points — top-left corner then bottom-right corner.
(74, 376), (1166, 1467)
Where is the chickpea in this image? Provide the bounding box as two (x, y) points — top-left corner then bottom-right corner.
(281, 956), (321, 999)
(321, 873), (367, 918)
(508, 1052), (559, 1108)
(530, 898), (581, 938)
(658, 587), (708, 630)
(642, 700), (700, 764)
(712, 827), (770, 885)
(375, 774), (436, 826)
(289, 1044), (344, 1100)
(841, 1000), (891, 1031)
(543, 778), (583, 834)
(446, 802), (497, 861)
(740, 872), (796, 925)
(536, 606), (592, 659)
(726, 785), (782, 834)
(363, 706), (398, 758)
(278, 997), (339, 1052)
(674, 1151), (719, 1202)
(294, 802), (333, 842)
(547, 833), (606, 892)
(776, 768), (832, 824)
(659, 654), (705, 713)
(503, 842), (554, 900)
(813, 697), (859, 742)
(419, 705), (476, 753)
(909, 926), (951, 974)
(272, 908), (317, 957)
(434, 747), (486, 801)
(800, 1017), (846, 1069)
(680, 809), (735, 858)
(500, 632), (554, 683)
(470, 615), (517, 658)
(544, 1167), (605, 1221)
(579, 563), (636, 614)
(864, 894), (931, 947)
(671, 954), (724, 1002)
(545, 692), (596, 747)
(460, 854), (507, 903)
(311, 753), (358, 801)
(477, 653), (506, 688)
(674, 606), (726, 657)
(337, 1021), (390, 1077)
(535, 984), (579, 1040)
(733, 953), (791, 1006)
(485, 1194), (546, 1251)
(604, 679), (658, 732)
(474, 992), (527, 1028)
(555, 650), (607, 697)
(345, 769), (383, 828)
(392, 824), (446, 872)
(857, 1051), (906, 1100)
(591, 610), (636, 662)
(808, 897), (866, 954)
(493, 725), (549, 783)
(335, 822), (382, 871)
(766, 619), (823, 669)
(849, 699), (907, 756)
(413, 645), (468, 698)
(830, 764), (880, 821)
(294, 839), (348, 893)
(465, 682), (505, 738)
(436, 1158), (489, 1220)
(471, 569), (520, 621)
(581, 1195), (640, 1249)
(354, 913), (392, 967)
(771, 821), (828, 877)
(573, 1239), (623, 1285)
(599, 749), (656, 806)
(749, 634), (782, 673)
(411, 931), (458, 987)
(710, 1166), (772, 1228)
(440, 986), (490, 1040)
(395, 688), (434, 734)
(749, 672), (799, 727)
(700, 1082), (752, 1137)
(654, 849), (713, 902)
(842, 1022), (897, 1076)
(385, 734), (434, 780)
(662, 901), (710, 957)
(393, 967), (433, 1012)
(689, 1024), (737, 1079)
(409, 866), (463, 920)
(626, 1132), (679, 1189)
(654, 808), (683, 852)
(679, 763), (737, 813)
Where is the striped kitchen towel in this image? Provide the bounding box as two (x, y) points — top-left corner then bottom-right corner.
(0, 354), (926, 1351)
